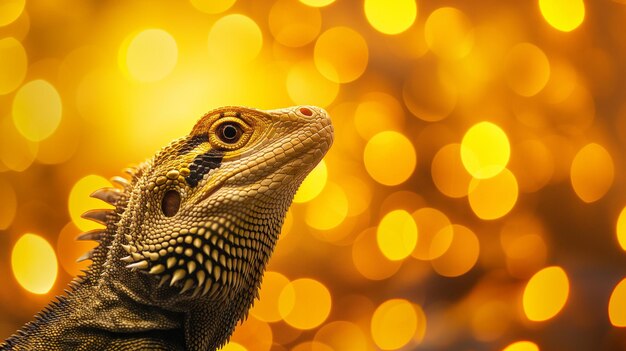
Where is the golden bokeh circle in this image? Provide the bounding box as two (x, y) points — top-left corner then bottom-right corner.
(11, 233), (58, 294)
(522, 266), (569, 322)
(314, 27), (368, 83)
(0, 37), (27, 95)
(364, 0), (417, 35)
(364, 131), (416, 186)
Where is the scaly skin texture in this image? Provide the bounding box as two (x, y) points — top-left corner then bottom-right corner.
(1, 106), (333, 351)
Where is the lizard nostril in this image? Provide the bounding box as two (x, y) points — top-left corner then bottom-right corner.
(161, 190), (181, 217)
(299, 107), (313, 116)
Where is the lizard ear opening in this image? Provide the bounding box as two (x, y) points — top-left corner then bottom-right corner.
(161, 190), (181, 217)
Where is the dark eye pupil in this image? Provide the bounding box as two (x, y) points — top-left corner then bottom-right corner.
(218, 123), (242, 144)
(223, 125), (238, 140)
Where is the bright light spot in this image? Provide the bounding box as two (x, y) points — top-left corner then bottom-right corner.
(123, 29), (178, 82)
(269, 0), (321, 47)
(314, 321), (368, 350)
(304, 182), (348, 230)
(293, 160), (327, 203)
(461, 121), (511, 179)
(314, 27), (369, 83)
(377, 210), (418, 261)
(0, 178), (17, 230)
(217, 342), (247, 351)
(617, 207), (626, 252)
(208, 14), (263, 65)
(431, 143), (473, 198)
(56, 222), (97, 277)
(364, 0), (417, 35)
(352, 228), (402, 280)
(371, 299), (425, 350)
(502, 341), (540, 351)
(11, 233), (58, 294)
(424, 7), (474, 60)
(279, 278), (332, 330)
(364, 131), (416, 186)
(0, 0), (25, 26)
(286, 60), (339, 107)
(0, 37), (27, 95)
(190, 0), (236, 14)
(431, 224), (480, 277)
(570, 143), (614, 203)
(412, 207), (452, 260)
(468, 168), (519, 220)
(251, 271), (290, 323)
(505, 43), (550, 97)
(539, 0), (585, 32)
(523, 266), (569, 322)
(609, 278), (626, 327)
(299, 0), (335, 7)
(68, 175), (114, 232)
(12, 79), (62, 142)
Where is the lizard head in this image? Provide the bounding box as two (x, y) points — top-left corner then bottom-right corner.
(118, 105), (333, 300)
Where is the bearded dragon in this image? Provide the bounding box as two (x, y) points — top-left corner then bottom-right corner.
(1, 105), (333, 351)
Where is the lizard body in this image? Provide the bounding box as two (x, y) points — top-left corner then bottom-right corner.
(1, 105), (333, 351)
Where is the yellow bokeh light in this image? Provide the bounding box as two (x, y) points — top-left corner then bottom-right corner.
(314, 321), (368, 350)
(461, 121), (511, 179)
(0, 178), (16, 230)
(304, 182), (348, 230)
(431, 143), (472, 198)
(371, 299), (425, 350)
(123, 29), (178, 82)
(468, 168), (518, 220)
(431, 224), (480, 277)
(190, 0), (236, 14)
(539, 0), (585, 32)
(269, 0), (321, 48)
(364, 0), (417, 35)
(411, 207), (452, 260)
(609, 278), (626, 327)
(293, 160), (327, 203)
(617, 207), (626, 252)
(56, 222), (98, 278)
(377, 210), (418, 261)
(0, 0), (25, 26)
(286, 60), (339, 107)
(0, 37), (27, 95)
(12, 79), (62, 142)
(424, 7), (474, 60)
(299, 0), (334, 7)
(505, 43), (550, 97)
(570, 143), (614, 203)
(523, 266), (569, 322)
(352, 228), (402, 280)
(68, 175), (115, 232)
(251, 271), (290, 323)
(353, 92), (405, 140)
(218, 342), (247, 351)
(11, 233), (58, 294)
(279, 278), (332, 330)
(364, 131), (416, 186)
(502, 341), (540, 351)
(314, 26), (369, 83)
(208, 14), (263, 65)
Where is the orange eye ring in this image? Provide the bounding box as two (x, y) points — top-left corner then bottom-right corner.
(208, 117), (252, 151)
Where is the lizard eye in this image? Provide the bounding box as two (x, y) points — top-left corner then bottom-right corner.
(208, 117), (251, 151)
(216, 122), (243, 144)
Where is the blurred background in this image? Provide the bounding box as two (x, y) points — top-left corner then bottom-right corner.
(0, 0), (625, 350)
